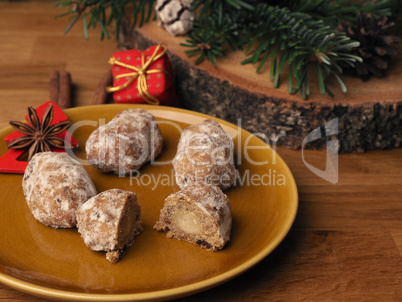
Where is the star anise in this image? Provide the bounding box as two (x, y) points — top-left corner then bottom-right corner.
(7, 104), (71, 160)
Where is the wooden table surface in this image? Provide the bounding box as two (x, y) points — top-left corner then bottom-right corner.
(1, 1), (402, 301)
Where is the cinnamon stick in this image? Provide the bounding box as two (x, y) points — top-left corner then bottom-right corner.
(49, 70), (60, 104)
(58, 71), (72, 109)
(93, 69), (113, 105)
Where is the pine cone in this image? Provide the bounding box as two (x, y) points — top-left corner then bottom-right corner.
(338, 12), (400, 81)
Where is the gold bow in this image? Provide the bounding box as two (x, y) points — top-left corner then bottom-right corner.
(106, 44), (169, 105)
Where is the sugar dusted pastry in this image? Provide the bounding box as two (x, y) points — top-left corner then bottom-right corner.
(172, 119), (235, 190)
(22, 152), (97, 229)
(86, 108), (163, 175)
(76, 189), (143, 263)
(154, 183), (232, 251)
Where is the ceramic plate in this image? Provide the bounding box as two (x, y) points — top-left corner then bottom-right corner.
(0, 104), (298, 301)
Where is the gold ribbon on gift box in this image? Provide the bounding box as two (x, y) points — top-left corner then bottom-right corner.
(106, 44), (170, 105)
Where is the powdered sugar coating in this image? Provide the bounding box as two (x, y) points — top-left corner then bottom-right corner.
(22, 152), (97, 229)
(76, 189), (143, 262)
(86, 109), (163, 175)
(173, 119), (235, 190)
(154, 183), (232, 251)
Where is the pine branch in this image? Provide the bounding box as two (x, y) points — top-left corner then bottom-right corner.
(180, 9), (247, 64)
(184, 3), (361, 99)
(55, 0), (155, 40)
(241, 4), (362, 99)
(284, 0), (394, 28)
(192, 0), (254, 14)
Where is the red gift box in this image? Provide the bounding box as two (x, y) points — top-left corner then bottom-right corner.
(107, 44), (177, 106)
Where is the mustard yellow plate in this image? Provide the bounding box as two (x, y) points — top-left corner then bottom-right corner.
(0, 104), (298, 301)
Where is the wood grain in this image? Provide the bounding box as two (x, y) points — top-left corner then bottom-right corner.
(0, 1), (402, 302)
(0, 0), (118, 130)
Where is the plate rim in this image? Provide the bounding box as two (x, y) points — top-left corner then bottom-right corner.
(0, 104), (298, 301)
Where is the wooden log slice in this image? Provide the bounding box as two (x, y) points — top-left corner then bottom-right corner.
(118, 18), (402, 153)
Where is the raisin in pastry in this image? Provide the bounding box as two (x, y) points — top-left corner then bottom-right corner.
(172, 119), (235, 190)
(85, 108), (163, 175)
(22, 152), (97, 229)
(154, 183), (232, 251)
(76, 189), (143, 263)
